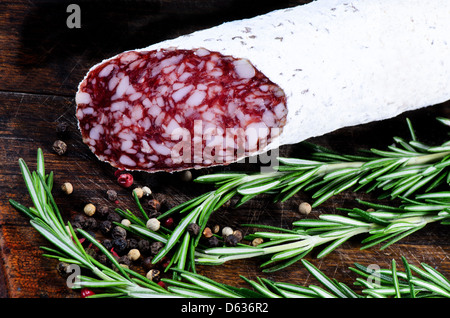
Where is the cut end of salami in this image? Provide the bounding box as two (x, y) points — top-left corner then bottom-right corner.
(76, 48), (287, 172)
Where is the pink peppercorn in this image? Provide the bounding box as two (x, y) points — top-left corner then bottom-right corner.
(163, 217), (174, 228)
(157, 281), (167, 289)
(117, 173), (133, 188)
(81, 288), (95, 298)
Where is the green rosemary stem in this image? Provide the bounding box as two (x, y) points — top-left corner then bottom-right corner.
(197, 197), (449, 270)
(10, 149), (450, 298)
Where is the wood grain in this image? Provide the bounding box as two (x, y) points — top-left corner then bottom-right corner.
(1, 0), (449, 298)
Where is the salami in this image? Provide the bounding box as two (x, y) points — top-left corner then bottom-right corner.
(76, 0), (450, 173)
(76, 48), (287, 171)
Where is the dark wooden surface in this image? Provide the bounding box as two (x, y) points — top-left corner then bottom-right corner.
(1, 0), (449, 298)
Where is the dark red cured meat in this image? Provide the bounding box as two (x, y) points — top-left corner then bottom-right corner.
(76, 48), (287, 172)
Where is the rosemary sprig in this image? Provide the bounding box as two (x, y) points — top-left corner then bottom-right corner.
(196, 195), (450, 271)
(9, 150), (449, 298)
(131, 117), (450, 273)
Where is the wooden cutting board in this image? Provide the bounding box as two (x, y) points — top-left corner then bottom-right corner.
(1, 0), (449, 298)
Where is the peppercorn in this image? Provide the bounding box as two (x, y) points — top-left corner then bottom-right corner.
(118, 255), (131, 266)
(203, 227), (213, 238)
(138, 239), (151, 254)
(213, 224), (220, 234)
(121, 219), (131, 227)
(55, 121), (69, 136)
(150, 241), (164, 255)
(222, 226), (233, 237)
(99, 220), (112, 235)
(298, 202), (312, 215)
(142, 186), (152, 196)
(224, 234), (239, 247)
(84, 217), (98, 231)
(56, 262), (71, 278)
(146, 269), (160, 282)
(146, 218), (160, 231)
(96, 254), (108, 266)
(208, 236), (220, 247)
(127, 238), (139, 250)
(233, 230), (243, 242)
(187, 223), (200, 236)
(106, 189), (118, 201)
(132, 187), (143, 199)
(97, 205), (109, 219)
(81, 288), (95, 298)
(83, 203), (96, 216)
(85, 247), (97, 258)
(142, 256), (155, 271)
(179, 170), (192, 182)
(111, 226), (127, 240)
(251, 237), (264, 247)
(147, 199), (161, 211)
(107, 212), (122, 223)
(61, 182), (73, 195)
(112, 238), (128, 255)
(163, 217), (174, 228)
(117, 173), (133, 188)
(102, 239), (113, 250)
(71, 214), (86, 228)
(52, 140), (67, 155)
(128, 248), (141, 261)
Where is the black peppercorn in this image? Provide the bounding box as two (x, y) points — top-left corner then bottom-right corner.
(99, 220), (112, 235)
(142, 256), (155, 271)
(111, 226), (127, 240)
(138, 239), (151, 254)
(127, 238), (139, 250)
(96, 254), (108, 266)
(106, 189), (118, 201)
(118, 255), (131, 266)
(112, 238), (128, 255)
(97, 205), (109, 219)
(147, 210), (161, 219)
(150, 241), (164, 255)
(56, 262), (71, 278)
(85, 247), (97, 259)
(224, 234), (239, 247)
(107, 212), (122, 223)
(55, 121), (69, 137)
(84, 217), (98, 231)
(52, 140), (67, 155)
(71, 214), (86, 228)
(208, 236), (220, 247)
(102, 239), (113, 251)
(187, 223), (200, 236)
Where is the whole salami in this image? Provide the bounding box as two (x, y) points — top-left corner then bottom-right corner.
(76, 0), (450, 172)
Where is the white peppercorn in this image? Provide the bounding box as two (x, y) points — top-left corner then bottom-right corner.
(133, 187), (144, 199)
(121, 219), (131, 227)
(128, 248), (141, 261)
(298, 202), (312, 215)
(61, 182), (73, 195)
(83, 203), (96, 216)
(142, 186), (152, 196)
(252, 237), (264, 247)
(146, 218), (160, 231)
(222, 226), (233, 237)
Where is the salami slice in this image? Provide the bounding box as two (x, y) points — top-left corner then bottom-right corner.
(76, 48), (286, 171)
(76, 0), (450, 172)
